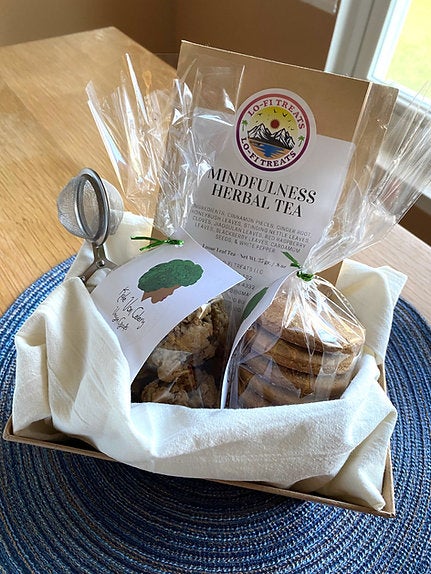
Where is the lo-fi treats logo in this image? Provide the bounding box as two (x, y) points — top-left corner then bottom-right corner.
(236, 89), (316, 171)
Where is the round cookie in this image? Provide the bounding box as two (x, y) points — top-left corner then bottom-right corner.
(243, 355), (351, 401)
(237, 367), (277, 408)
(237, 366), (304, 407)
(244, 324), (356, 375)
(244, 355), (311, 395)
(257, 283), (365, 354)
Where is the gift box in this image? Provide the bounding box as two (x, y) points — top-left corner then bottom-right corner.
(4, 214), (406, 518)
(2, 417), (396, 517)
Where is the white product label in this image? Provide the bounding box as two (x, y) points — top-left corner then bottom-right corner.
(185, 90), (354, 315)
(91, 228), (244, 380)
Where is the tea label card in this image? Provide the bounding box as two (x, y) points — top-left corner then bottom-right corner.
(91, 228), (244, 380)
(186, 89), (353, 315)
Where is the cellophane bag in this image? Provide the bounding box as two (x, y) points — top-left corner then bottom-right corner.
(232, 274), (365, 407)
(87, 53), (243, 408)
(229, 90), (431, 407)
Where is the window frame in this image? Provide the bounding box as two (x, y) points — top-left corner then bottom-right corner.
(325, 0), (431, 211)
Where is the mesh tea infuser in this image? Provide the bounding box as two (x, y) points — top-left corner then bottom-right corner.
(57, 168), (124, 283)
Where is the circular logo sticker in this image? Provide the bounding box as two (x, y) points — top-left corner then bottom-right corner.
(236, 89), (316, 171)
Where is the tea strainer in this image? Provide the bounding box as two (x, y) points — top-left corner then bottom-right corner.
(57, 168), (124, 283)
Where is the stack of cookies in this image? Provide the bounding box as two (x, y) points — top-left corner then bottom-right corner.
(131, 297), (229, 408)
(234, 280), (365, 408)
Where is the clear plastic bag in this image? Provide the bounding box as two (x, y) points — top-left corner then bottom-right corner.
(87, 54), (243, 407)
(230, 274), (365, 406)
(229, 90), (431, 407)
(87, 53), (241, 237)
(131, 296), (230, 408)
(304, 88), (431, 274)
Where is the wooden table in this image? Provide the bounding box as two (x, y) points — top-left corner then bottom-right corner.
(1, 27), (430, 324)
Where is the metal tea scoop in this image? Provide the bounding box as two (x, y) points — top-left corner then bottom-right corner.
(57, 167), (124, 283)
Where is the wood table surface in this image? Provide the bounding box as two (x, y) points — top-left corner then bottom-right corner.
(1, 27), (430, 325)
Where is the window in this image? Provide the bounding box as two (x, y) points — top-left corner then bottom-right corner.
(326, 0), (430, 103)
(325, 0), (431, 212)
(369, 0), (431, 102)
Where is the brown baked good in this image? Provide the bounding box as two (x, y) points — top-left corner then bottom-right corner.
(147, 300), (219, 381)
(132, 297), (229, 408)
(241, 356), (350, 401)
(237, 368), (274, 408)
(245, 325), (356, 375)
(234, 278), (365, 407)
(238, 365), (302, 407)
(257, 288), (364, 354)
(140, 368), (219, 408)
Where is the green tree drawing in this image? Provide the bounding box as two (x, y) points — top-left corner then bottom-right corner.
(138, 259), (203, 303)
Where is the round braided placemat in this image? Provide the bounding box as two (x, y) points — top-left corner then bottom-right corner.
(1, 258), (430, 574)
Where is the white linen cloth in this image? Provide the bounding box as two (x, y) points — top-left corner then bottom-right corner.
(12, 214), (405, 510)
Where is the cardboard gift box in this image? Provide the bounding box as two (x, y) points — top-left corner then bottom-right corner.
(4, 232), (401, 518)
(3, 401), (395, 518)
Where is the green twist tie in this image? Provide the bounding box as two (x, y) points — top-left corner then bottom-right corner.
(282, 252), (314, 282)
(131, 236), (184, 251)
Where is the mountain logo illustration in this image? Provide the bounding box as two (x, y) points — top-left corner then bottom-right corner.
(138, 259), (204, 303)
(247, 124), (295, 150)
(235, 89), (316, 172)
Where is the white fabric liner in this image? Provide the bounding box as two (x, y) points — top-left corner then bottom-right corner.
(12, 213), (406, 510)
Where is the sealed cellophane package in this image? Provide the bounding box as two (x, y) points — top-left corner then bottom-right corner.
(86, 53), (246, 408)
(130, 295), (230, 408)
(231, 274), (365, 406)
(227, 89), (431, 408)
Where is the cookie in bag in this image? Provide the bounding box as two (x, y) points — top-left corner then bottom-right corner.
(131, 296), (230, 408)
(234, 276), (365, 407)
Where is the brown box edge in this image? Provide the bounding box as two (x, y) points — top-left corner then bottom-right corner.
(2, 415), (395, 518)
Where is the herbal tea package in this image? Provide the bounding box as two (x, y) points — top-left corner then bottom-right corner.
(175, 42), (399, 316)
(224, 91), (431, 408)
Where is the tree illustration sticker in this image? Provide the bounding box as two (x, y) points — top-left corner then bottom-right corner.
(137, 259), (204, 303)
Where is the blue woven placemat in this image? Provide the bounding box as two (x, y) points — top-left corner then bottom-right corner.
(1, 258), (430, 574)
